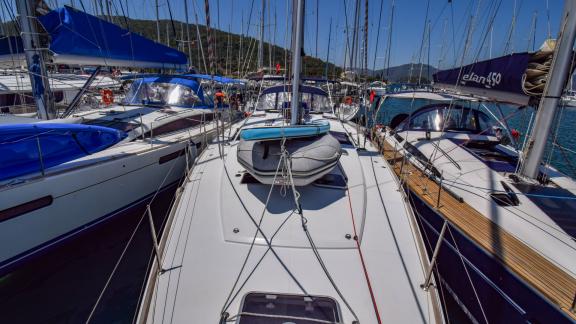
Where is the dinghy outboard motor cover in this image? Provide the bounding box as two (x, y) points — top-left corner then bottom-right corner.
(237, 133), (342, 186)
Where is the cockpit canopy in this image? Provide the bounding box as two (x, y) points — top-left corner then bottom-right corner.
(123, 76), (209, 108)
(256, 84), (332, 113)
(396, 103), (497, 135)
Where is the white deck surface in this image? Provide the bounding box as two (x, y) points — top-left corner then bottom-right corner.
(143, 114), (439, 323)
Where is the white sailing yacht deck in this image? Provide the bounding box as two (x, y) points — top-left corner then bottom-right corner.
(139, 113), (441, 323)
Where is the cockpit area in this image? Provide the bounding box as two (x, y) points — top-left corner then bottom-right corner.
(396, 103), (497, 135)
(122, 76), (210, 108)
(256, 84), (332, 113)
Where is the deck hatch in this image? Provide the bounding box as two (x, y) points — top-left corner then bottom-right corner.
(237, 292), (341, 323)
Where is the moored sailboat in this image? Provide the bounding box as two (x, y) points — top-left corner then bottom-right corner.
(373, 2), (576, 322)
(135, 1), (444, 323)
(0, 4), (240, 273)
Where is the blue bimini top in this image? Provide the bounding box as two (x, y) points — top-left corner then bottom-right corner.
(0, 123), (126, 181)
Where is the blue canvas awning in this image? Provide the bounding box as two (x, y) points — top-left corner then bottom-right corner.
(39, 6), (187, 69)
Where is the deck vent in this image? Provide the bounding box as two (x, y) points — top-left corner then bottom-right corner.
(238, 292), (341, 324)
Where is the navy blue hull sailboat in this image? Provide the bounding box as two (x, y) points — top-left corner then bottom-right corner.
(375, 2), (576, 322)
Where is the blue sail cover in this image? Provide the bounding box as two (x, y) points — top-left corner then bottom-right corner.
(433, 53), (531, 105)
(0, 123), (126, 181)
(39, 6), (187, 69)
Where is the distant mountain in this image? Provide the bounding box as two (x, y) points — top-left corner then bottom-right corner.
(1, 13), (342, 78)
(372, 63), (438, 83)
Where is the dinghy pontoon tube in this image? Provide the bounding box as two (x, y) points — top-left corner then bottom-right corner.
(237, 131), (342, 186)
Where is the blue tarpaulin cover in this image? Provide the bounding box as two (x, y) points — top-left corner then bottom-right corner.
(0, 123), (126, 181)
(39, 6), (187, 69)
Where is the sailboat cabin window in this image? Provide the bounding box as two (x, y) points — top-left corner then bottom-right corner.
(123, 79), (201, 108)
(397, 104), (496, 135)
(237, 292), (342, 323)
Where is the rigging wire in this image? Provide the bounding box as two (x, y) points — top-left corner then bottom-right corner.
(371, 0), (383, 72)
(84, 145), (186, 323)
(284, 144), (361, 323)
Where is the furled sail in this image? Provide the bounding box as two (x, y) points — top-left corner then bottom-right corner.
(38, 6), (187, 69)
(432, 40), (563, 106)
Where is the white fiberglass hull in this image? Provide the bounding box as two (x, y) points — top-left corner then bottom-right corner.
(0, 134), (202, 273)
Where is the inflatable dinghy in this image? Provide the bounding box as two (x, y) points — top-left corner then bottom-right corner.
(237, 130), (341, 186)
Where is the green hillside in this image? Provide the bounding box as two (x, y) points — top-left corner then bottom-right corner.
(121, 17), (342, 78)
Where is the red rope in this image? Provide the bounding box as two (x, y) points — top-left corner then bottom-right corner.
(346, 188), (383, 324)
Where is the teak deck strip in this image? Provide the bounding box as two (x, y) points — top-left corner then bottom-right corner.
(377, 136), (576, 319)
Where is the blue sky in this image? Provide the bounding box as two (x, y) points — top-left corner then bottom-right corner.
(45, 0), (564, 69)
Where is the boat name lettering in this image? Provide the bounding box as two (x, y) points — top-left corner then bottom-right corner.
(461, 72), (501, 89)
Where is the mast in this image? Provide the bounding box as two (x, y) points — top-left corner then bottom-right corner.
(155, 0), (160, 42)
(166, 23), (170, 46)
(521, 0), (576, 178)
(191, 0), (208, 73)
(363, 0), (368, 76)
(290, 0), (304, 125)
(16, 0), (54, 120)
(315, 0), (319, 58)
(268, 0), (272, 71)
(239, 10), (244, 76)
(384, 0), (395, 80)
(350, 0), (360, 71)
(105, 0), (112, 22)
(184, 0), (193, 68)
(258, 0), (265, 70)
(325, 18), (332, 78)
(204, 0), (215, 75)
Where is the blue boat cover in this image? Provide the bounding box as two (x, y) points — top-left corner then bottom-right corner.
(240, 119), (330, 141)
(39, 6), (187, 69)
(0, 123), (126, 181)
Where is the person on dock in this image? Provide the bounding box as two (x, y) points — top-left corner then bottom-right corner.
(215, 88), (225, 109)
